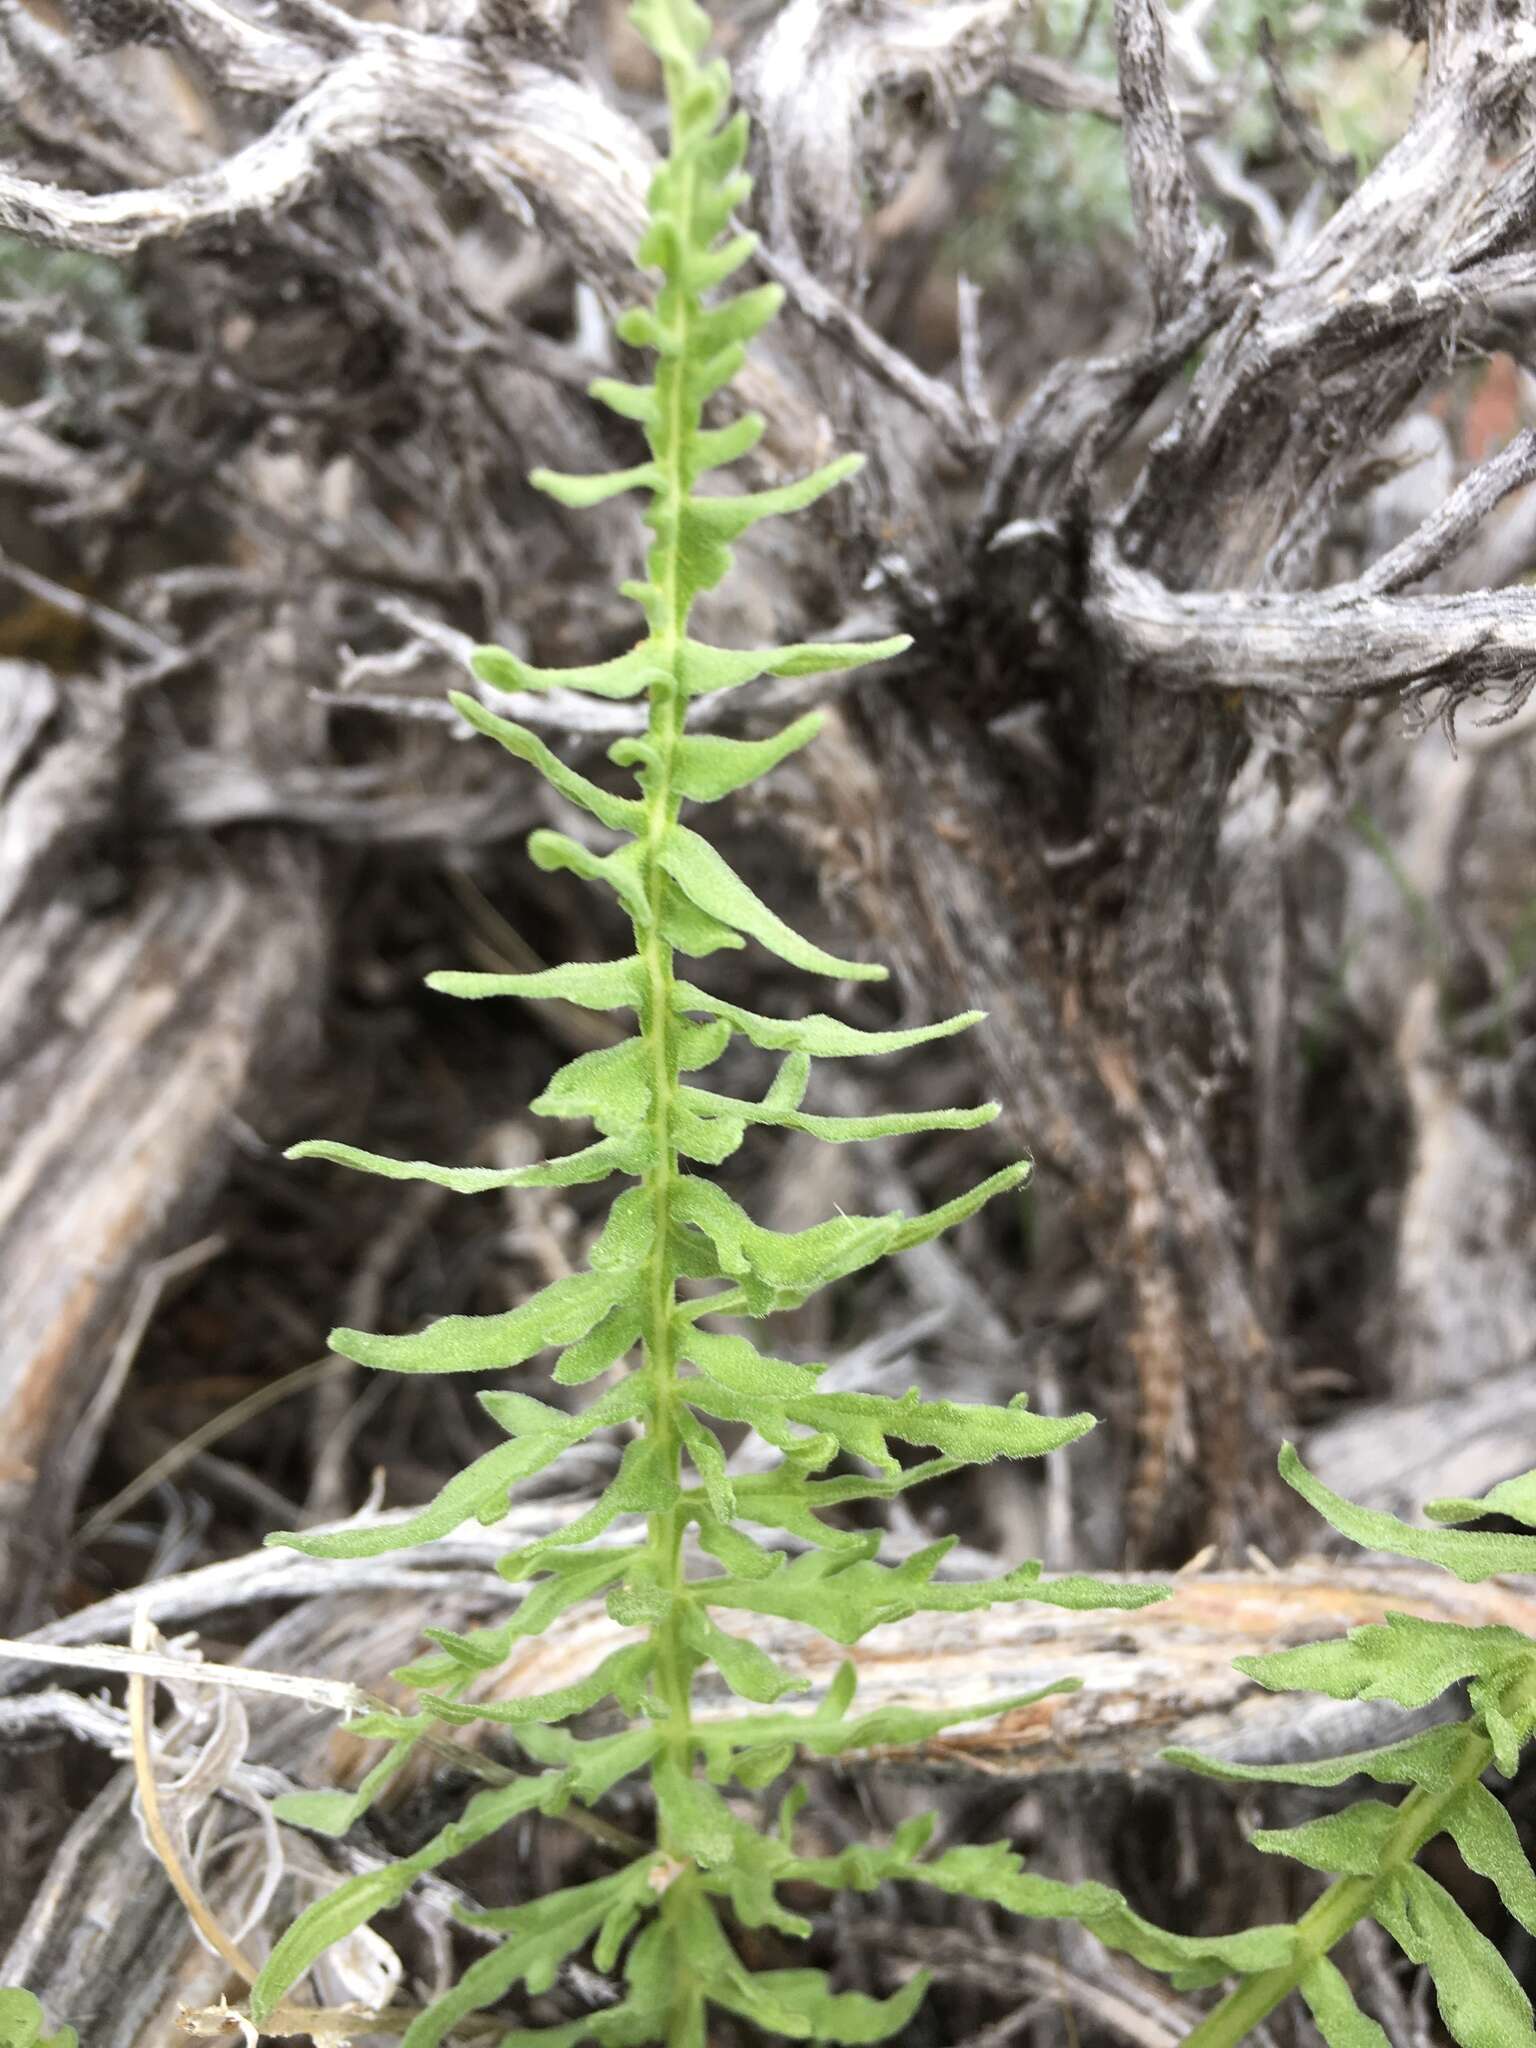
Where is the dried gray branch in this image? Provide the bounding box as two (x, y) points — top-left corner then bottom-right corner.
(1000, 49), (1217, 133)
(975, 275), (1245, 540)
(0, 854), (324, 1624)
(0, 544), (175, 663)
(1088, 527), (1536, 723)
(0, 1687), (132, 1753)
(150, 0), (343, 91)
(1112, 0), (1220, 319)
(0, 11), (652, 294)
(1353, 424), (1536, 597)
(754, 236), (983, 458)
(146, 748), (546, 841)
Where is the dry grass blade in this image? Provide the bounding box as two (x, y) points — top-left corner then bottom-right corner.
(80, 1355), (343, 1545)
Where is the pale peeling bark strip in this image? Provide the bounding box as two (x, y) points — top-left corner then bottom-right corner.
(6, 1528), (1533, 1781)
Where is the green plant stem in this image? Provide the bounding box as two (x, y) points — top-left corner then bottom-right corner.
(639, 646), (690, 1768)
(639, 594), (699, 2045)
(1180, 1716), (1502, 2048)
(639, 104), (701, 2047)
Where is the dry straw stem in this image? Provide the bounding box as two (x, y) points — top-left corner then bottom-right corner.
(78, 1353), (345, 1544)
(0, 1635), (372, 1720)
(125, 1610), (385, 2048)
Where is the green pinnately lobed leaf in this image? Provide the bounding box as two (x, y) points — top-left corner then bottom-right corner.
(1162, 1445), (1536, 2048)
(250, 4), (1499, 2047)
(1234, 1611), (1536, 1713)
(1164, 1719), (1471, 1794)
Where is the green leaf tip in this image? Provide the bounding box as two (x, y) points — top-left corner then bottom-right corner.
(470, 641), (669, 702)
(529, 461), (660, 508)
(1425, 1467), (1536, 1530)
(1278, 1440), (1536, 1581)
(628, 0), (711, 63)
